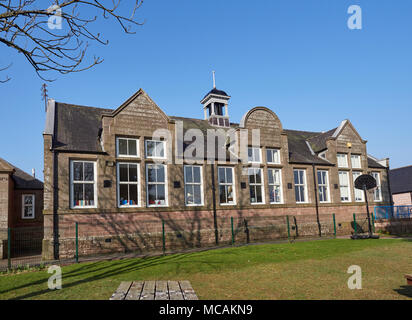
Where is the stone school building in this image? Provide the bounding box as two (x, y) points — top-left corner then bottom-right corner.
(42, 87), (391, 259)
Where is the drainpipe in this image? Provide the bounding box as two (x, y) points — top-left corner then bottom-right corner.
(210, 162), (219, 245)
(306, 141), (322, 237)
(52, 149), (59, 260)
(312, 163), (322, 237)
(385, 166), (394, 207)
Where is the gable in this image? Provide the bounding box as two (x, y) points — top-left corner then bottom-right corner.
(240, 107), (283, 147)
(111, 90), (169, 137)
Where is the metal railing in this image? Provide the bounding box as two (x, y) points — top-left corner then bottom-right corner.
(374, 206), (412, 220)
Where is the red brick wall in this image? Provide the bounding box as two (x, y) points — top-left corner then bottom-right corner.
(43, 206), (362, 259)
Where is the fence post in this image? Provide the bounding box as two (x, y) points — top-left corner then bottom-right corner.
(231, 217), (235, 245)
(244, 219), (250, 244)
(353, 213), (357, 235)
(75, 222), (79, 263)
(7, 227), (11, 270)
(162, 219), (166, 255)
(286, 216), (290, 241)
(371, 214), (375, 233)
(332, 213), (336, 238)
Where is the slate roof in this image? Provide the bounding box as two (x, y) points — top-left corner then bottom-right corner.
(307, 128), (337, 153)
(49, 101), (382, 167)
(0, 157), (43, 190)
(202, 88), (229, 100)
(389, 166), (412, 194)
(367, 157), (386, 169)
(284, 130), (333, 165)
(53, 102), (112, 152)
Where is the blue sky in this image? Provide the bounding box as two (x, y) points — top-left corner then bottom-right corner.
(0, 0), (411, 180)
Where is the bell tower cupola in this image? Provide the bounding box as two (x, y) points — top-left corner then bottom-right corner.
(200, 71), (231, 127)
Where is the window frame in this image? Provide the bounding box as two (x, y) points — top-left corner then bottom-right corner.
(268, 168), (283, 204)
(317, 170), (330, 203)
(372, 172), (382, 202)
(117, 162), (141, 208)
(184, 165), (204, 206)
(146, 163), (168, 207)
(145, 139), (167, 160)
(116, 137), (139, 158)
(352, 171), (364, 202)
(337, 153), (349, 168)
(248, 167), (265, 205)
(351, 154), (362, 169)
(70, 160), (98, 209)
(218, 166), (236, 206)
(247, 147), (262, 164)
(266, 148), (281, 164)
(21, 194), (35, 219)
(294, 169), (308, 204)
(338, 170), (351, 202)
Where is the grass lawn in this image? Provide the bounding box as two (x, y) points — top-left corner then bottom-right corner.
(1, 238), (411, 300)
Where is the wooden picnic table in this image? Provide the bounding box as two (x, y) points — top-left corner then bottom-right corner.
(110, 280), (198, 300)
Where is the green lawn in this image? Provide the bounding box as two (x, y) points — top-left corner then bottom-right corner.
(1, 238), (411, 300)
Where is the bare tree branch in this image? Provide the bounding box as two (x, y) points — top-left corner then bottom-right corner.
(0, 0), (144, 81)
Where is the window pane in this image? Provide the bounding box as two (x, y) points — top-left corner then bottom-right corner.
(156, 166), (165, 182)
(266, 150), (272, 163)
(84, 163), (94, 181)
(268, 170), (274, 184)
(74, 184), (83, 204)
(250, 186), (256, 203)
(193, 167), (201, 183)
(119, 184), (128, 205)
(227, 186), (234, 202)
(295, 186), (300, 202)
(186, 185), (194, 204)
(24, 206), (33, 218)
(255, 169), (262, 184)
(226, 168), (233, 184)
(84, 184), (94, 205)
(156, 185), (165, 201)
(24, 196), (33, 205)
(218, 168), (225, 184)
(249, 169), (255, 184)
(129, 164), (138, 182)
(248, 148), (253, 161)
(157, 141), (165, 158)
(119, 164), (128, 182)
(147, 167), (156, 182)
(256, 186), (263, 203)
(146, 141), (155, 157)
(219, 185), (227, 203)
(128, 139), (137, 156)
(185, 166), (193, 183)
(294, 170), (299, 184)
(148, 185), (156, 205)
(118, 139), (128, 155)
(299, 186), (305, 202)
(129, 184), (138, 205)
(73, 162), (83, 181)
(193, 185), (202, 204)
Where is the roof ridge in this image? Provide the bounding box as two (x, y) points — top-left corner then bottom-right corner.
(56, 101), (113, 112)
(390, 165), (412, 171)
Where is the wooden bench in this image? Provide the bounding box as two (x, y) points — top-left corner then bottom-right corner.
(405, 274), (412, 286)
(110, 280), (198, 300)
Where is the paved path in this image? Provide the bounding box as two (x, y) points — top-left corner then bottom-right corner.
(110, 281), (198, 300)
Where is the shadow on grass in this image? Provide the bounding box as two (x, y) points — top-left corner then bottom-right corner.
(393, 286), (412, 298)
(2, 251), (211, 300)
